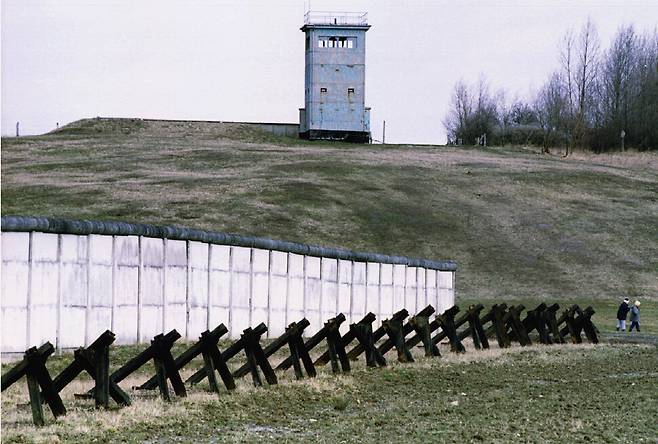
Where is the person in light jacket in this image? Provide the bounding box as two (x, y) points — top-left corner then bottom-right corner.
(616, 298), (631, 331)
(629, 300), (641, 332)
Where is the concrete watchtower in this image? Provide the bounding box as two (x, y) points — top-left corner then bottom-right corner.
(299, 11), (371, 143)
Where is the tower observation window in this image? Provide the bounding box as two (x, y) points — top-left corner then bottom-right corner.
(318, 36), (356, 48)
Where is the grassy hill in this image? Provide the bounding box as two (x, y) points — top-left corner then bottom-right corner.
(2, 118), (658, 442)
(2, 117), (657, 302)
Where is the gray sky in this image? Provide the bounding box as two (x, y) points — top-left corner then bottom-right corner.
(2, 0), (657, 144)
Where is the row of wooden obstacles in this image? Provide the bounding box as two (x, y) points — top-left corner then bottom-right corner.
(1, 302), (599, 426)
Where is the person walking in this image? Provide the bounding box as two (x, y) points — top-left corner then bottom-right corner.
(616, 297), (631, 331)
(629, 300), (641, 332)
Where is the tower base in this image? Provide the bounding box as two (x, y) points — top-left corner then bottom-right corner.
(299, 129), (371, 144)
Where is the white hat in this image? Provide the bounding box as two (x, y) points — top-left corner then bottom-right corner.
(623, 298), (630, 302)
(635, 300), (641, 307)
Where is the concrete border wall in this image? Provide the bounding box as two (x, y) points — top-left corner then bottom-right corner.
(1, 217), (456, 354)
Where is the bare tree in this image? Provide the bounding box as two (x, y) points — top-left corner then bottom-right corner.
(443, 79), (472, 144)
(558, 19), (601, 154)
(443, 77), (501, 146)
(534, 72), (568, 153)
(573, 19), (601, 150)
(442, 20), (657, 151)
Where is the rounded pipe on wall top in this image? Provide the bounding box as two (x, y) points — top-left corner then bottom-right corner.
(1, 216), (457, 271)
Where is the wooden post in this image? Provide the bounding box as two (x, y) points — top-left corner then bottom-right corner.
(152, 334), (187, 398)
(383, 310), (415, 362)
(325, 315), (350, 373)
(93, 344), (110, 408)
(285, 321), (316, 379)
(311, 313), (376, 368)
(409, 314), (440, 357)
(234, 319), (310, 378)
(186, 323), (267, 386)
(200, 334), (220, 393)
(379, 305), (436, 356)
(241, 327), (277, 387)
(2, 343), (55, 392)
(434, 306), (466, 353)
(523, 303), (550, 344)
(560, 305), (582, 344)
(350, 317), (386, 368)
(466, 304), (489, 349)
(140, 324), (228, 390)
(543, 303), (565, 344)
(579, 306), (599, 344)
(489, 304), (511, 348)
(26, 370), (45, 426)
(504, 305), (531, 346)
(25, 346), (66, 421)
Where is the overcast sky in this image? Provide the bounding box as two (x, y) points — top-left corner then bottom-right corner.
(2, 0), (657, 143)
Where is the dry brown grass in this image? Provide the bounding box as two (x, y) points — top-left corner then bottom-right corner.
(2, 119), (657, 301)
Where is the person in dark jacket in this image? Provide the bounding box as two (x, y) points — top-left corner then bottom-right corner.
(616, 298), (630, 331)
(629, 300), (641, 332)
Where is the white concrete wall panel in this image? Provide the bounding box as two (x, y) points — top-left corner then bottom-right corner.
(379, 263), (394, 320)
(320, 258), (338, 322)
(187, 241), (209, 339)
(2, 232), (30, 261)
(392, 265), (406, 312)
(1, 231), (456, 352)
(1, 261), (29, 309)
(164, 240), (187, 334)
(1, 233), (30, 351)
(365, 262), (380, 324)
(417, 268), (427, 308)
(31, 232), (58, 261)
(230, 271), (251, 337)
(113, 236), (139, 344)
(252, 271), (269, 332)
(140, 238), (164, 342)
(140, 267), (163, 336)
(405, 266), (417, 314)
(426, 269), (437, 309)
(209, 245), (230, 271)
(232, 246), (251, 273)
(228, 246), (252, 336)
(267, 251), (288, 337)
(287, 253), (304, 325)
(59, 234), (88, 348)
(252, 248), (269, 273)
(2, 308), (27, 352)
(208, 245), (230, 331)
(437, 271), (455, 314)
(337, 260), (352, 317)
(29, 233), (59, 346)
(351, 262), (366, 320)
(1, 231), (32, 351)
(251, 248), (270, 331)
(87, 235), (113, 344)
(304, 256), (322, 331)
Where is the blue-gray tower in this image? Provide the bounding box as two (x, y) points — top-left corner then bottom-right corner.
(299, 11), (371, 143)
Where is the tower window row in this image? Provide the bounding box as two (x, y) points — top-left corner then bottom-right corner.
(318, 36), (356, 49)
(319, 87), (356, 94)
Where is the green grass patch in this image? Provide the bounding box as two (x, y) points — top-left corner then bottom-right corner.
(2, 118), (657, 302)
(2, 342), (656, 443)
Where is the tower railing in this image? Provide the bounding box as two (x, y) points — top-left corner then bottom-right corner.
(304, 11), (368, 26)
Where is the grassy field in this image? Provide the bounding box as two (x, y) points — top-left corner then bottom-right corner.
(2, 118), (657, 303)
(1, 336), (656, 443)
(2, 118), (658, 442)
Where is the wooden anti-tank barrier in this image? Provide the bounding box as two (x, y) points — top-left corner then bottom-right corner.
(2, 302), (600, 426)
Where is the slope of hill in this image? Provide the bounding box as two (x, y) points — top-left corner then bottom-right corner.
(2, 117), (657, 300)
